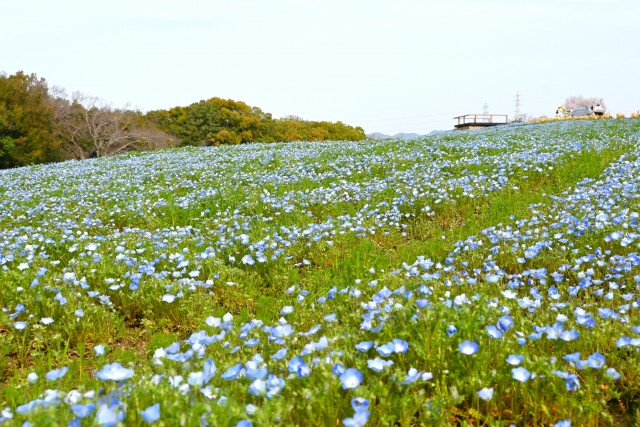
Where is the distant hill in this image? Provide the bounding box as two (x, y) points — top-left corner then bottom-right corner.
(367, 132), (424, 140)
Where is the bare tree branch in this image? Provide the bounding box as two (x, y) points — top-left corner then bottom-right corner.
(49, 92), (178, 160)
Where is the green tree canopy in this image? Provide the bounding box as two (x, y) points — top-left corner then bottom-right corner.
(0, 71), (61, 168)
(147, 98), (366, 145)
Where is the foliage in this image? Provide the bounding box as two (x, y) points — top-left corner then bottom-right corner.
(147, 98), (366, 146)
(0, 71), (61, 168)
(1, 119), (640, 426)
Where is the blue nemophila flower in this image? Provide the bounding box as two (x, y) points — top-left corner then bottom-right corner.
(188, 372), (205, 387)
(323, 313), (337, 322)
(587, 352), (605, 369)
(248, 379), (266, 396)
(161, 294), (176, 303)
(390, 339), (409, 353)
(485, 274), (500, 283)
(340, 368), (363, 390)
(551, 369), (569, 379)
(511, 367), (531, 383)
(554, 419), (571, 427)
(598, 308), (614, 319)
(9, 304), (26, 319)
(95, 404), (120, 426)
(565, 374), (580, 391)
(616, 337), (631, 348)
(140, 404), (160, 423)
(446, 325), (457, 336)
(303, 324), (322, 336)
(416, 299), (430, 308)
(400, 367), (432, 384)
(221, 363), (244, 380)
(376, 343), (394, 357)
(71, 403), (96, 419)
(96, 363), (134, 381)
(236, 420), (252, 427)
(245, 359), (267, 381)
(476, 387), (494, 401)
(367, 357), (393, 373)
(288, 356), (310, 377)
(332, 364), (346, 377)
(26, 372), (38, 384)
(376, 339), (409, 357)
(266, 374), (285, 398)
(343, 410), (370, 427)
(244, 338), (260, 347)
(351, 397), (369, 412)
(562, 352), (581, 365)
(246, 404), (258, 416)
(505, 354), (524, 366)
(14, 321), (27, 331)
(271, 348), (287, 361)
(269, 324), (293, 342)
(45, 366), (68, 381)
(168, 375), (184, 389)
(165, 342), (181, 354)
(560, 330), (579, 342)
(280, 306), (294, 315)
(343, 397), (370, 427)
(497, 315), (514, 331)
(486, 325), (503, 339)
(94, 344), (106, 357)
(355, 341), (374, 352)
(458, 340), (479, 355)
(203, 359), (217, 384)
(605, 367), (621, 380)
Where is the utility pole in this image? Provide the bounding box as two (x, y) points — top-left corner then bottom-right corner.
(514, 91), (522, 122)
(483, 102), (488, 116)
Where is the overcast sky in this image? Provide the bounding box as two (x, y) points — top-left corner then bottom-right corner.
(2, 0), (639, 135)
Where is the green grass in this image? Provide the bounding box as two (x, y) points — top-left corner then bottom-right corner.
(1, 118), (640, 426)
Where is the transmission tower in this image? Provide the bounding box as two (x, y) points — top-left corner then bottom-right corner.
(514, 91), (522, 122)
(483, 102), (488, 116)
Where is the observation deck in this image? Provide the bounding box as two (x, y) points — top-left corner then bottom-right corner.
(454, 114), (509, 130)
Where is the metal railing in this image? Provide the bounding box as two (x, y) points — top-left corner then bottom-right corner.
(454, 114), (509, 127)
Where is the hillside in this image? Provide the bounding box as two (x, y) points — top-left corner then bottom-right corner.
(0, 71), (366, 170)
(1, 119), (640, 426)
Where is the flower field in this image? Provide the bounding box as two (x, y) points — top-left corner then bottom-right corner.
(1, 119), (640, 426)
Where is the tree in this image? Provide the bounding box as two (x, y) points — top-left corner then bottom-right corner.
(564, 95), (606, 112)
(52, 93), (177, 159)
(0, 71), (60, 168)
(147, 98), (367, 146)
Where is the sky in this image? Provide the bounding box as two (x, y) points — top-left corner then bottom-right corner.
(2, 0), (639, 135)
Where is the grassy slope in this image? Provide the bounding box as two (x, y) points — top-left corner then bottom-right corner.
(1, 119), (640, 426)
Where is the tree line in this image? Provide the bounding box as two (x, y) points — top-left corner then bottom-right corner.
(145, 99), (367, 145)
(0, 71), (366, 169)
